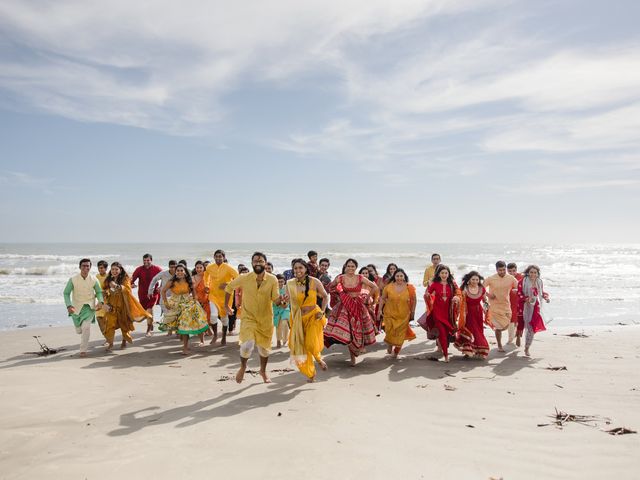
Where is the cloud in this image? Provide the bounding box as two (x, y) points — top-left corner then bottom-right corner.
(0, 0), (499, 133)
(0, 171), (55, 193)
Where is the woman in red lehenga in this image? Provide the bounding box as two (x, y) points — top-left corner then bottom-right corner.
(418, 264), (461, 362)
(454, 271), (491, 359)
(324, 258), (379, 366)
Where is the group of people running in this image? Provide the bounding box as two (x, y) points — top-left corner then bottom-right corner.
(63, 249), (550, 383)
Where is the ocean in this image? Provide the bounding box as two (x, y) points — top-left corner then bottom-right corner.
(1, 243), (639, 330)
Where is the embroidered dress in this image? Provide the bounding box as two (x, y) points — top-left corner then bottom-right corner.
(160, 281), (209, 336)
(323, 274), (376, 356)
(418, 281), (461, 358)
(454, 287), (490, 358)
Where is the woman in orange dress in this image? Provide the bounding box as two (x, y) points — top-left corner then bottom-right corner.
(193, 260), (212, 342)
(102, 262), (152, 352)
(377, 269), (416, 358)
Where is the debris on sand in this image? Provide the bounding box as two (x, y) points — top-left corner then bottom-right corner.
(416, 384), (429, 389)
(444, 384), (457, 391)
(546, 366), (567, 371)
(543, 408), (610, 429)
(564, 332), (589, 338)
(24, 336), (65, 356)
(606, 427), (636, 436)
(218, 375), (232, 382)
(270, 368), (295, 374)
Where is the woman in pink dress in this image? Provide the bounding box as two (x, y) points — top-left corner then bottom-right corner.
(454, 271), (490, 359)
(324, 258), (379, 366)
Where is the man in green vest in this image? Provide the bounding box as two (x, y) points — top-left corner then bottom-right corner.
(63, 258), (104, 357)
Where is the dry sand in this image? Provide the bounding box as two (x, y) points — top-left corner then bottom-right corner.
(0, 323), (638, 480)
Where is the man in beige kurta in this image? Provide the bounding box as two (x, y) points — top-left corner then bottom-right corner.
(484, 261), (518, 351)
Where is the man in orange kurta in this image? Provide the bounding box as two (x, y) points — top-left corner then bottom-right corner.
(204, 249), (238, 345)
(484, 260), (518, 352)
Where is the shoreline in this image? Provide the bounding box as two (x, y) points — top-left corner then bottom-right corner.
(1, 324), (639, 479)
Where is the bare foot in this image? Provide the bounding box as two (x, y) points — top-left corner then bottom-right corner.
(444, 355), (450, 363)
(524, 348), (531, 357)
(260, 370), (272, 383)
(386, 345), (392, 354)
(498, 347), (505, 353)
(319, 360), (328, 371)
(221, 338), (227, 346)
(197, 342), (205, 347)
(145, 331), (153, 337)
(235, 366), (246, 383)
(79, 352), (87, 358)
(105, 343), (113, 352)
(181, 349), (191, 356)
(516, 336), (521, 347)
(120, 341), (126, 350)
(349, 352), (357, 367)
(209, 336), (217, 345)
(276, 341), (281, 348)
(307, 376), (315, 383)
(392, 352), (398, 359)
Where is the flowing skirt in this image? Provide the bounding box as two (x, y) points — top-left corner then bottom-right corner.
(324, 294), (376, 356)
(160, 294), (209, 336)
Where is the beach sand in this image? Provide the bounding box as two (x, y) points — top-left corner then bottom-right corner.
(0, 324), (638, 480)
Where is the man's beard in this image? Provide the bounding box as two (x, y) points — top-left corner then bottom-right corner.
(253, 265), (265, 274)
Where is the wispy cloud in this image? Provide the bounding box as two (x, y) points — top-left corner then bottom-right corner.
(0, 0), (498, 133)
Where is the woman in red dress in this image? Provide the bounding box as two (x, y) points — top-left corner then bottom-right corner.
(454, 271), (490, 359)
(418, 264), (461, 362)
(324, 258), (379, 366)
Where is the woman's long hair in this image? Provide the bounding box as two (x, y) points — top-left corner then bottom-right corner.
(341, 258), (359, 274)
(291, 258), (310, 299)
(105, 262), (128, 286)
(460, 270), (484, 291)
(389, 268), (409, 283)
(171, 265), (193, 292)
(383, 263), (398, 282)
(432, 264), (455, 290)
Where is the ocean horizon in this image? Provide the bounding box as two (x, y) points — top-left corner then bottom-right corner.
(1, 242), (639, 331)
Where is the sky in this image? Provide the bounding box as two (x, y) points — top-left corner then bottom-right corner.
(0, 0), (639, 243)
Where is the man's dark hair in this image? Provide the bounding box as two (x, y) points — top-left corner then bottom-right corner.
(168, 260), (178, 267)
(307, 250), (318, 259)
(252, 252), (267, 262)
(496, 261), (507, 269)
(143, 253), (152, 260)
(507, 262), (517, 270)
(319, 257), (330, 265)
(97, 260), (108, 268)
(79, 258), (92, 267)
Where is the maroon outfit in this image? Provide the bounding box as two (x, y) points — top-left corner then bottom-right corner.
(454, 287), (490, 358)
(131, 265), (162, 310)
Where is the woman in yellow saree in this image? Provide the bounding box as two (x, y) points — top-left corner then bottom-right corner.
(287, 258), (329, 382)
